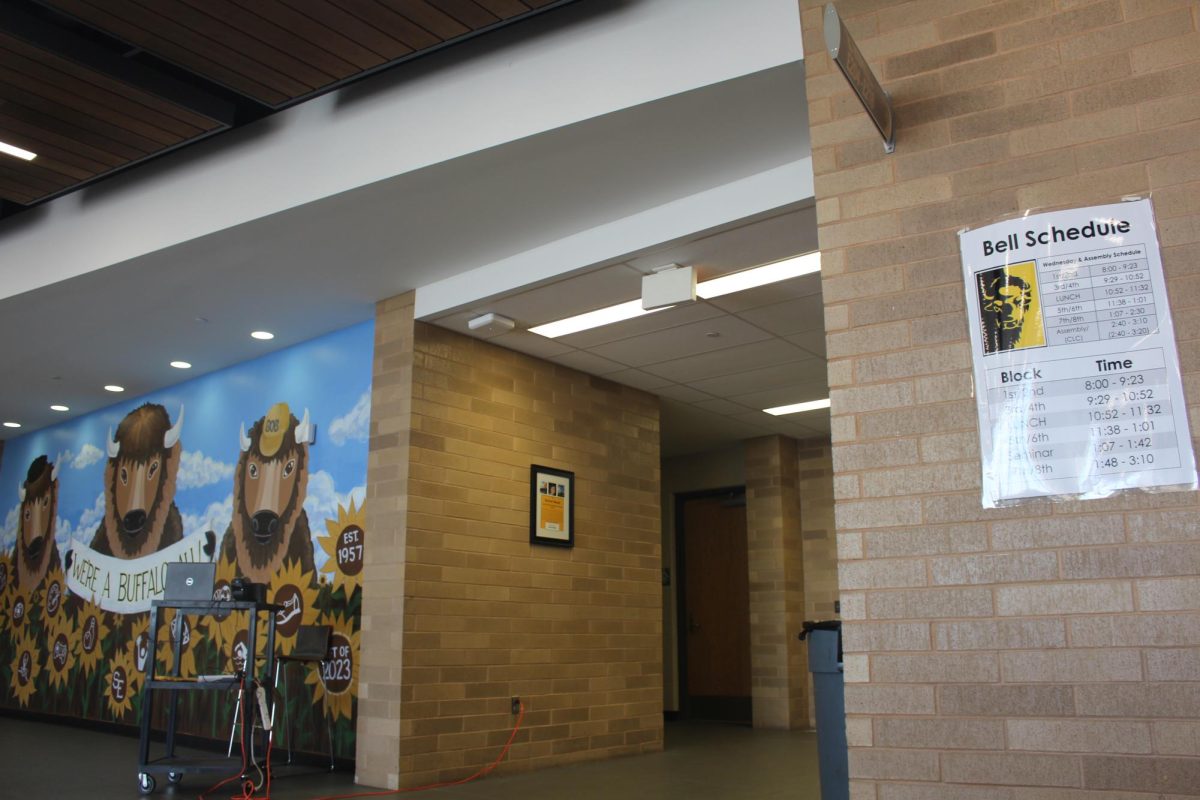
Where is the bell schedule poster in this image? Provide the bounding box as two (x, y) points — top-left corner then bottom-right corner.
(959, 199), (1197, 507)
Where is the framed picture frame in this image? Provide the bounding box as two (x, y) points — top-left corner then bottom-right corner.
(530, 464), (574, 548)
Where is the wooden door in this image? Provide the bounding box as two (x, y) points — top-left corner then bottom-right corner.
(681, 493), (751, 721)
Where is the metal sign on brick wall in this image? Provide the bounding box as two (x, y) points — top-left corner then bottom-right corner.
(823, 3), (894, 153)
(959, 198), (1197, 507)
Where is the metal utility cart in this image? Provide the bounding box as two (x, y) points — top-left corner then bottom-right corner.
(136, 598), (280, 795)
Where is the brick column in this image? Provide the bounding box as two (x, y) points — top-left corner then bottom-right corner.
(744, 435), (808, 729)
(801, 1), (1200, 796)
(355, 292), (416, 789)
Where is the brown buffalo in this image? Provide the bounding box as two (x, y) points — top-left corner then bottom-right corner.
(221, 405), (316, 583)
(14, 455), (60, 590)
(90, 403), (184, 559)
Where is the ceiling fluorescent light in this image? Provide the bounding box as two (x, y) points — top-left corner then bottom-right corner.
(529, 299), (665, 339)
(0, 140), (36, 161)
(763, 397), (831, 416)
(696, 252), (821, 300)
(529, 251), (821, 339)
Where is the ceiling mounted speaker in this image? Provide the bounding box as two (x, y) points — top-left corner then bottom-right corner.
(641, 264), (696, 310)
(468, 313), (516, 335)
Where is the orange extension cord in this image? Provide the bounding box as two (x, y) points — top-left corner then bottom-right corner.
(309, 701), (526, 800)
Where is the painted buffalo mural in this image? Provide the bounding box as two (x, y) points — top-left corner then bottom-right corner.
(14, 455), (60, 591)
(221, 403), (317, 584)
(90, 404), (185, 559)
(0, 323), (369, 761)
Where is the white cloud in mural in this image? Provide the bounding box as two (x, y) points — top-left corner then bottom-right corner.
(1, 503), (17, 549)
(328, 391), (370, 446)
(69, 444), (104, 470)
(304, 470), (365, 528)
(75, 492), (106, 538)
(177, 450), (235, 490)
(181, 493), (234, 540)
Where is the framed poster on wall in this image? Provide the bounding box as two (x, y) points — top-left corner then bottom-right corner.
(530, 465), (574, 547)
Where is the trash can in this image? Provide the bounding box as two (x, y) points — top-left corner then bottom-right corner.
(799, 620), (848, 800)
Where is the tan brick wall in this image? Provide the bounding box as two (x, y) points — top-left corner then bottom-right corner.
(745, 435), (809, 729)
(357, 292), (417, 789)
(399, 322), (663, 785)
(802, 0), (1200, 795)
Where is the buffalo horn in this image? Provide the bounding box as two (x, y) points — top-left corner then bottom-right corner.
(17, 482), (25, 502)
(294, 408), (315, 445)
(239, 423), (252, 453)
(163, 405), (185, 449)
(107, 428), (120, 459)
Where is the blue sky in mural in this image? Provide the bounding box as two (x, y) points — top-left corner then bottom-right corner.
(1, 321), (372, 573)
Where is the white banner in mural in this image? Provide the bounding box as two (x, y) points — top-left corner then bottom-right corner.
(65, 532), (212, 613)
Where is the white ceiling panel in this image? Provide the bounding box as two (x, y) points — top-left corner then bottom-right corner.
(705, 271), (822, 313)
(731, 383), (827, 410)
(604, 368), (678, 392)
(550, 350), (629, 375)
(688, 360), (821, 398)
(589, 315), (774, 367)
(487, 330), (575, 359)
(785, 329), (828, 357)
(655, 384), (718, 403)
(640, 337), (811, 383)
(734, 294), (826, 336)
(692, 397), (756, 415)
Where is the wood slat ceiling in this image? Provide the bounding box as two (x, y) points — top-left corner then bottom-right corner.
(0, 0), (576, 210)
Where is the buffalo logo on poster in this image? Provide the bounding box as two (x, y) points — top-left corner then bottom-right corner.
(975, 261), (1046, 354)
(91, 404), (185, 559)
(15, 455), (61, 591)
(221, 403), (317, 584)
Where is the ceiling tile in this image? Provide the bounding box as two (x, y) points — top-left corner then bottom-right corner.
(688, 359), (820, 397)
(731, 384), (828, 410)
(488, 330), (574, 358)
(549, 349), (629, 375)
(604, 368), (677, 391)
(654, 384), (716, 403)
(734, 293), (825, 336)
(784, 328), (827, 357)
(692, 397), (755, 415)
(640, 337), (811, 383)
(588, 314), (773, 367)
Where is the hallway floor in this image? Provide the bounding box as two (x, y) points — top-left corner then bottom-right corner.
(0, 715), (820, 799)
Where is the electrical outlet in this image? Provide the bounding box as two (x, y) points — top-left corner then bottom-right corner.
(511, 696), (520, 714)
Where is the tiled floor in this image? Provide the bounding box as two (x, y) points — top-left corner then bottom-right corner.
(1, 715), (821, 799)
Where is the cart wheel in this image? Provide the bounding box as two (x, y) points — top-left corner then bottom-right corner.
(138, 772), (156, 795)
(167, 771), (183, 785)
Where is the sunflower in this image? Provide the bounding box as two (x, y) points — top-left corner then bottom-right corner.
(127, 613), (153, 678)
(156, 609), (198, 678)
(75, 599), (111, 677)
(45, 613), (77, 692)
(261, 558), (320, 659)
(105, 647), (139, 719)
(305, 610), (358, 722)
(7, 589), (30, 632)
(0, 550), (11, 595)
(203, 552), (242, 655)
(39, 562), (68, 628)
(317, 499), (366, 592)
(10, 629), (42, 707)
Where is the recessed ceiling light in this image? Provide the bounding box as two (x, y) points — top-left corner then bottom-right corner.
(0, 140), (36, 161)
(3, 421), (20, 428)
(251, 331), (274, 340)
(170, 361), (192, 369)
(104, 385), (125, 393)
(50, 405), (69, 412)
(763, 398), (831, 416)
(529, 251), (822, 339)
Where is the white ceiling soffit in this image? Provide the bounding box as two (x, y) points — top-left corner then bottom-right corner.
(0, 59), (811, 441)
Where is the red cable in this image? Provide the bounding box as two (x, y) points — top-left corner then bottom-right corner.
(198, 682), (251, 800)
(309, 701), (525, 800)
